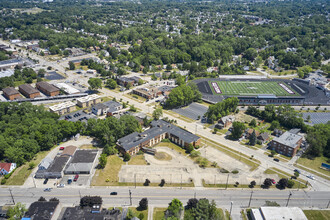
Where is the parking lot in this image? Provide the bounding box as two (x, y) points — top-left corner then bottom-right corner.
(45, 71), (65, 80)
(302, 112), (330, 125)
(59, 110), (96, 122)
(172, 103), (208, 120)
(60, 174), (90, 186)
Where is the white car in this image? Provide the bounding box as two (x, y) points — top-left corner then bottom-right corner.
(307, 175), (315, 180)
(57, 184), (65, 188)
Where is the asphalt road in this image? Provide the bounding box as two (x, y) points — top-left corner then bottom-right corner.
(1, 187), (330, 209)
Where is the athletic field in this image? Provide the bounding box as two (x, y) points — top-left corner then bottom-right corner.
(209, 81), (298, 96)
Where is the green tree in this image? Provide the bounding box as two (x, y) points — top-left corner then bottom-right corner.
(249, 130), (257, 146)
(123, 153), (131, 161)
(151, 73), (157, 81)
(287, 179), (295, 188)
(139, 198), (148, 210)
(126, 209), (135, 220)
(249, 119), (257, 127)
(231, 122), (246, 139)
(88, 78), (102, 91)
(69, 61), (75, 70)
(98, 154), (107, 169)
(29, 162), (35, 170)
(152, 108), (163, 120)
(270, 120), (280, 130)
(243, 48), (258, 61)
(166, 198), (183, 219)
(6, 203), (27, 220)
(106, 79), (117, 89)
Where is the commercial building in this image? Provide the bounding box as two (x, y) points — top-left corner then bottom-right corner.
(0, 163), (16, 175)
(117, 76), (141, 87)
(0, 59), (24, 71)
(18, 84), (40, 98)
(49, 101), (76, 115)
(270, 131), (303, 157)
(132, 85), (175, 100)
(2, 87), (20, 100)
(36, 81), (60, 96)
(92, 101), (123, 116)
(250, 207), (307, 220)
(24, 200), (60, 220)
(76, 94), (101, 108)
(64, 150), (98, 174)
(38, 157), (53, 171)
(55, 83), (80, 94)
(60, 207), (122, 220)
(117, 120), (201, 155)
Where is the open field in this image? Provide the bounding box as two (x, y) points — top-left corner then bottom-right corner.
(303, 210), (330, 220)
(128, 155), (148, 165)
(295, 156), (330, 181)
(153, 208), (166, 219)
(209, 81), (298, 96)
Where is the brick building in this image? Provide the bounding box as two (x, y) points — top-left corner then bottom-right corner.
(270, 131), (303, 157)
(2, 87), (20, 100)
(36, 81), (60, 96)
(19, 84), (40, 98)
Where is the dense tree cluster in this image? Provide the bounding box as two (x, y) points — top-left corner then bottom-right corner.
(304, 123), (330, 159)
(165, 83), (201, 109)
(204, 97), (239, 123)
(80, 196), (102, 207)
(184, 198), (222, 220)
(0, 67), (38, 90)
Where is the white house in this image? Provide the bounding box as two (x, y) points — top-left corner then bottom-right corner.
(0, 163), (16, 175)
(38, 157), (53, 170)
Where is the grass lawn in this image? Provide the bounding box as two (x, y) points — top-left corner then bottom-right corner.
(163, 110), (196, 123)
(5, 147), (55, 185)
(153, 208), (166, 220)
(296, 156), (330, 180)
(91, 155), (125, 186)
(123, 93), (146, 103)
(303, 210), (330, 220)
(129, 207), (148, 220)
(203, 180), (253, 189)
(101, 96), (114, 103)
(128, 155), (147, 165)
(202, 137), (261, 171)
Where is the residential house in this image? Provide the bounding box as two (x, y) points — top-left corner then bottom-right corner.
(245, 128), (260, 138)
(270, 131), (303, 157)
(19, 84), (40, 98)
(0, 163), (16, 175)
(215, 116), (235, 129)
(117, 120), (201, 155)
(258, 132), (270, 144)
(2, 87), (20, 100)
(38, 157), (53, 171)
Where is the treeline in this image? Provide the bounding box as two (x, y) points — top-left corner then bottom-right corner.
(0, 102), (141, 166)
(204, 97), (239, 123)
(165, 83), (201, 109)
(0, 67), (39, 90)
(305, 123), (330, 159)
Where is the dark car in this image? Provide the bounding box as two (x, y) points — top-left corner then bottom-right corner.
(294, 169), (301, 174)
(110, 192), (118, 195)
(273, 158), (280, 162)
(43, 178), (48, 184)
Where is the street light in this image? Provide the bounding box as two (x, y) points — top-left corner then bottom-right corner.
(286, 192), (292, 207)
(229, 201), (233, 219)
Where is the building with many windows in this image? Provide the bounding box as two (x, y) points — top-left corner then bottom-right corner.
(270, 131), (303, 157)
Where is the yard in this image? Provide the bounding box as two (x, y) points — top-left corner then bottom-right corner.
(128, 155), (147, 165)
(123, 93), (146, 103)
(91, 155), (125, 186)
(128, 207), (148, 220)
(303, 210), (330, 220)
(153, 208), (167, 219)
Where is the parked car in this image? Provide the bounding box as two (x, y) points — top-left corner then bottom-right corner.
(43, 178), (48, 184)
(57, 184), (65, 188)
(271, 179), (276, 184)
(294, 169), (301, 174)
(273, 158), (280, 162)
(74, 174), (79, 182)
(110, 192), (118, 195)
(67, 178), (73, 184)
(59, 147), (65, 150)
(307, 175), (315, 180)
(44, 188), (52, 192)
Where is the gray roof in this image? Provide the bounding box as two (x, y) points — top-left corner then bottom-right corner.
(65, 163), (93, 173)
(71, 150), (98, 163)
(19, 84), (40, 95)
(2, 87), (19, 96)
(258, 132), (269, 140)
(39, 157), (53, 169)
(36, 81), (59, 93)
(118, 120), (200, 151)
(47, 156), (69, 173)
(93, 103), (107, 110)
(0, 59), (23, 66)
(289, 128), (301, 134)
(93, 101), (122, 112)
(273, 131), (302, 149)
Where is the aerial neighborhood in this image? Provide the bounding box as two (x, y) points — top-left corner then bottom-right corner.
(0, 0), (329, 220)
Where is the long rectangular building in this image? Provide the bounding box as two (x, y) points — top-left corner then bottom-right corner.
(36, 81), (60, 96)
(19, 84), (40, 98)
(117, 120), (201, 155)
(76, 94), (101, 107)
(2, 87), (20, 100)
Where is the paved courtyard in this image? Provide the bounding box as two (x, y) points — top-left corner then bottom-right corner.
(172, 103), (208, 120)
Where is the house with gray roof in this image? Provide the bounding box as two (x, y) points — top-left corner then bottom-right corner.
(270, 131), (303, 157)
(92, 101), (122, 116)
(38, 157), (53, 170)
(117, 120), (201, 155)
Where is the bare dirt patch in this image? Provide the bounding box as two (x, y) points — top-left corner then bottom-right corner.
(155, 152), (172, 161)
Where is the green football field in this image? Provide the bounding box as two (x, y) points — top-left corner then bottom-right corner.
(209, 81), (298, 96)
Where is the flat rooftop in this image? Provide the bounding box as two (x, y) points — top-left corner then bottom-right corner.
(49, 101), (76, 112)
(71, 150), (98, 163)
(273, 131), (302, 149)
(55, 83), (80, 94)
(76, 94), (100, 103)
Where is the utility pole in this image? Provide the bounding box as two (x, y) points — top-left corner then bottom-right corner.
(9, 189), (15, 205)
(327, 200), (330, 209)
(129, 190), (132, 206)
(181, 174), (182, 189)
(248, 191), (253, 207)
(79, 190), (82, 199)
(225, 173), (230, 190)
(194, 192), (196, 199)
(214, 175), (216, 187)
(229, 201), (233, 220)
(286, 192), (292, 207)
(135, 174), (136, 189)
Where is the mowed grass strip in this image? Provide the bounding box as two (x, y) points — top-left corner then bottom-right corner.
(303, 210), (330, 220)
(264, 167), (308, 188)
(202, 137), (260, 171)
(153, 208), (167, 220)
(128, 155), (148, 165)
(295, 156), (330, 181)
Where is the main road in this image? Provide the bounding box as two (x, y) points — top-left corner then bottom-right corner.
(0, 187), (329, 209)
